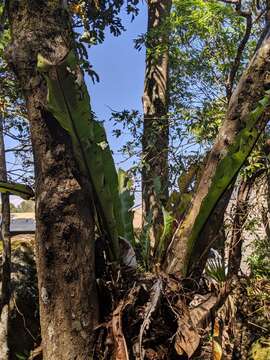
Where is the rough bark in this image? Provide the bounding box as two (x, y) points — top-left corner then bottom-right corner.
(227, 176), (254, 276)
(7, 1), (98, 359)
(142, 0), (171, 245)
(263, 170), (270, 238)
(0, 115), (11, 359)
(164, 28), (270, 276)
(228, 165), (267, 276)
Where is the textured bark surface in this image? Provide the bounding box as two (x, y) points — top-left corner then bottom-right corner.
(227, 178), (254, 276)
(165, 29), (270, 275)
(142, 0), (171, 244)
(227, 168), (266, 277)
(0, 116), (10, 360)
(7, 1), (98, 359)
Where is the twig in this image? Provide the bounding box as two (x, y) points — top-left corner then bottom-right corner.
(247, 320), (269, 331)
(12, 296), (37, 341)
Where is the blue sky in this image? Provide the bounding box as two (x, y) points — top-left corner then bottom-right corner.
(87, 4), (147, 168)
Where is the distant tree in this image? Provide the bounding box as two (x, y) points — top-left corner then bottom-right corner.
(17, 200), (35, 213)
(9, 203), (17, 213)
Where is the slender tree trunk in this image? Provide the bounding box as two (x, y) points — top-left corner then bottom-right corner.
(164, 27), (270, 276)
(263, 170), (270, 238)
(0, 115), (11, 359)
(7, 2), (98, 358)
(227, 163), (268, 276)
(227, 176), (255, 276)
(142, 0), (171, 245)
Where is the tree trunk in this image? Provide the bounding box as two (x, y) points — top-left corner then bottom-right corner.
(228, 167), (266, 276)
(142, 0), (171, 246)
(0, 115), (11, 360)
(227, 177), (253, 276)
(164, 27), (270, 276)
(7, 2), (98, 359)
(263, 170), (270, 238)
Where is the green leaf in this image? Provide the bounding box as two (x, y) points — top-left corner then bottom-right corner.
(205, 257), (226, 283)
(155, 207), (174, 261)
(15, 354), (27, 360)
(118, 169), (135, 245)
(37, 51), (121, 260)
(0, 181), (34, 200)
(139, 211), (153, 271)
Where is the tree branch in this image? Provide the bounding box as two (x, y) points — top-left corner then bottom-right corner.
(217, 0), (253, 99)
(226, 13), (252, 100)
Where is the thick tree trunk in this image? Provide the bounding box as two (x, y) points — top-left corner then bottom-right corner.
(164, 28), (270, 276)
(7, 2), (98, 359)
(142, 0), (171, 245)
(0, 115), (11, 359)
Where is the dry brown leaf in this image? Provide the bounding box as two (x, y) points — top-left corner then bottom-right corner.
(112, 300), (129, 360)
(174, 293), (220, 358)
(112, 286), (140, 360)
(190, 294), (218, 327)
(174, 304), (200, 358)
